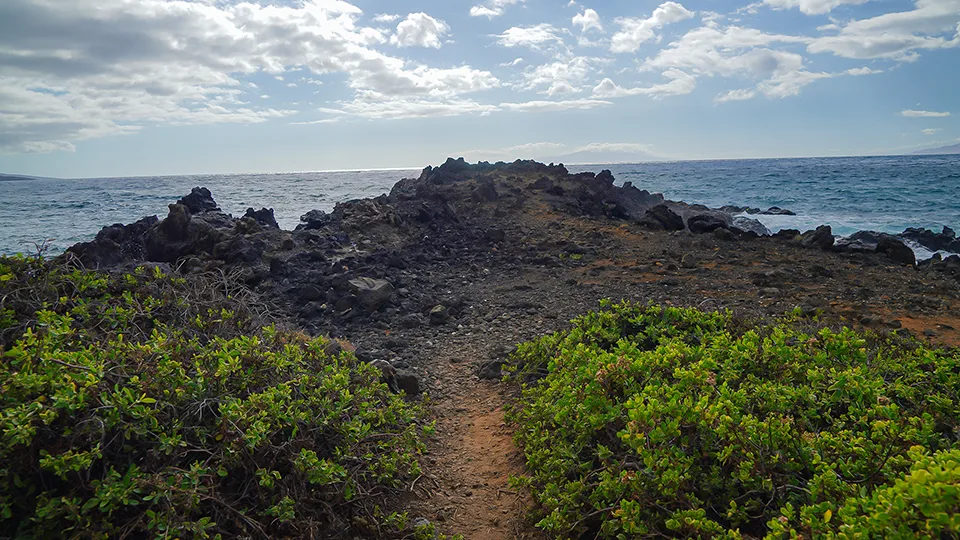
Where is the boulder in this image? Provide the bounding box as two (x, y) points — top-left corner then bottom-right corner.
(687, 214), (728, 234)
(395, 371), (421, 395)
(472, 179), (499, 202)
(901, 226), (959, 252)
(731, 217), (771, 237)
(638, 205), (685, 231)
(835, 230), (884, 253)
(347, 277), (394, 311)
(773, 229), (801, 241)
(799, 225), (834, 250)
(67, 215), (158, 268)
(429, 305), (450, 325)
(835, 231), (916, 265)
(243, 207), (279, 229)
(176, 187), (220, 214)
(877, 236), (916, 266)
(297, 209), (330, 230)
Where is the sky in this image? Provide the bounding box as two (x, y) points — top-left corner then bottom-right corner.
(0, 0), (958, 178)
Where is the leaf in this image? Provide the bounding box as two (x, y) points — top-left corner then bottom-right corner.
(824, 509), (832, 523)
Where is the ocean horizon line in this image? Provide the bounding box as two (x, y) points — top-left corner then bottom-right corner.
(3, 151), (958, 181)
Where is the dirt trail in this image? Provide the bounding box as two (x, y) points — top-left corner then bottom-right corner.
(409, 350), (545, 539)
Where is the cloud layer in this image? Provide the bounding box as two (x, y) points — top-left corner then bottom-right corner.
(0, 0), (956, 155)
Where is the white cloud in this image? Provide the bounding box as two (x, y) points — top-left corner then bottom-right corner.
(336, 98), (499, 119)
(458, 141), (568, 161)
(459, 141), (657, 162)
(470, 0), (524, 19)
(901, 109), (951, 117)
(846, 66), (883, 75)
(291, 118), (341, 125)
(322, 96), (612, 119)
(807, 0), (960, 60)
(373, 13), (400, 23)
(735, 2), (765, 15)
(611, 2), (695, 53)
(0, 0), (499, 153)
(499, 99), (613, 112)
(575, 142), (654, 154)
(499, 57), (525, 67)
(764, 0), (871, 15)
(520, 57), (606, 95)
(592, 69), (697, 98)
(758, 69), (832, 97)
(573, 9), (603, 32)
(922, 128), (942, 134)
(715, 88), (757, 102)
(641, 24), (831, 99)
(390, 13), (449, 49)
(494, 24), (565, 49)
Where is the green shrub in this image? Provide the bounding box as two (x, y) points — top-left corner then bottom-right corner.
(0, 257), (426, 538)
(507, 301), (960, 538)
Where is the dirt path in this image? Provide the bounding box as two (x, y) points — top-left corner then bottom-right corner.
(409, 348), (545, 539)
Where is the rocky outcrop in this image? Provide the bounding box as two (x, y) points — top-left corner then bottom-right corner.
(244, 208), (280, 229)
(834, 231), (917, 265)
(66, 216), (158, 268)
(901, 226), (960, 253)
(799, 226), (835, 251)
(177, 187), (220, 214)
(638, 205), (684, 231)
(835, 230), (885, 253)
(687, 214), (729, 234)
(730, 217), (771, 237)
(877, 236), (916, 266)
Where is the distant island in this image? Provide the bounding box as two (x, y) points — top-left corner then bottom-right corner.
(913, 142), (960, 155)
(541, 147), (661, 164)
(0, 173), (46, 182)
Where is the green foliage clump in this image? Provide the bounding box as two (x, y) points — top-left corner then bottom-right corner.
(0, 257), (426, 538)
(507, 301), (960, 538)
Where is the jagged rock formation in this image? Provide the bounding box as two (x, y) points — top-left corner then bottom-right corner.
(67, 159), (955, 335)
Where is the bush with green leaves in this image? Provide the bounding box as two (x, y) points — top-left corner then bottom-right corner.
(0, 256), (427, 538)
(507, 301), (960, 538)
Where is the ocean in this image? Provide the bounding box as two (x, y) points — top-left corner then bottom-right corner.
(1, 155), (958, 257)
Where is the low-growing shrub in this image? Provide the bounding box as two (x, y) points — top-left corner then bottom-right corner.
(507, 301), (960, 538)
(0, 257), (427, 538)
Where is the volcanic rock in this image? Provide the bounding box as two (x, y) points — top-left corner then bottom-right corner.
(638, 205), (685, 231)
(731, 217), (771, 237)
(348, 277), (394, 311)
(877, 236), (916, 266)
(687, 214), (728, 234)
(430, 305), (451, 325)
(243, 207), (280, 229)
(799, 225), (834, 250)
(176, 187), (220, 214)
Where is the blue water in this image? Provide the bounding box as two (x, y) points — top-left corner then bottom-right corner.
(1, 155), (958, 256)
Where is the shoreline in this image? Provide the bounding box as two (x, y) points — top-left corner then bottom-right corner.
(63, 157), (960, 347)
(8, 158), (960, 537)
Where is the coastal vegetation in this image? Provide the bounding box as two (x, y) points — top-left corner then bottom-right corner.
(507, 301), (960, 538)
(0, 256), (428, 538)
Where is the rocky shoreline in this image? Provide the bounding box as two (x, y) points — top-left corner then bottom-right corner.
(66, 159), (960, 384)
(57, 158), (960, 536)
